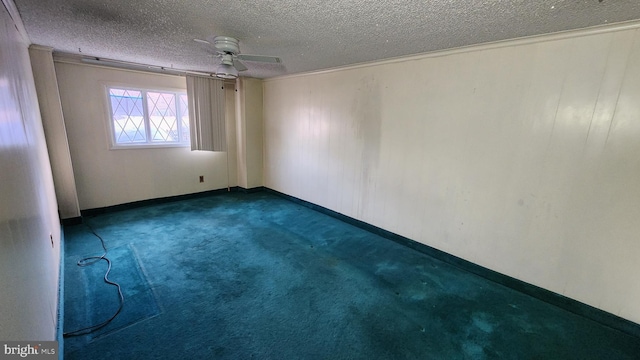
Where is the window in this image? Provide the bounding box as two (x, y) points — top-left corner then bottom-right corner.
(107, 87), (190, 147)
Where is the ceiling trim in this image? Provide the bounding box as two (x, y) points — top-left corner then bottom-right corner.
(265, 19), (640, 83)
(29, 44), (53, 52)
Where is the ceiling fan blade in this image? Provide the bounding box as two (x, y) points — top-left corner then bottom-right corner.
(233, 59), (248, 71)
(237, 54), (281, 63)
(193, 38), (211, 45)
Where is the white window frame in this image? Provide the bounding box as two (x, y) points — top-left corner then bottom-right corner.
(104, 85), (190, 149)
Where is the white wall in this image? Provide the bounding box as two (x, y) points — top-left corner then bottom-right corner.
(0, 2), (61, 340)
(54, 61), (237, 210)
(264, 24), (640, 323)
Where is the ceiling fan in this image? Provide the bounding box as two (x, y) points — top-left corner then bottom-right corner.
(195, 36), (281, 79)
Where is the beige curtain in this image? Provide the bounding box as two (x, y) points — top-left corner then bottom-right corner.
(186, 75), (227, 151)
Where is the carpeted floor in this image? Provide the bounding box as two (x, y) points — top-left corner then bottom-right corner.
(63, 192), (640, 359)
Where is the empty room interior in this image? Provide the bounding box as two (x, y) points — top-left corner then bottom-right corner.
(2, 0), (640, 358)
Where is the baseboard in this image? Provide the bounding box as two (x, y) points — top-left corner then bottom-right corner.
(81, 187), (240, 217)
(237, 186), (266, 193)
(57, 225), (64, 360)
(61, 216), (82, 226)
(263, 188), (640, 339)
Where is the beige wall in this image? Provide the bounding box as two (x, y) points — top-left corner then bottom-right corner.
(264, 24), (640, 323)
(235, 77), (264, 189)
(30, 46), (81, 219)
(0, 3), (61, 340)
(54, 61), (237, 210)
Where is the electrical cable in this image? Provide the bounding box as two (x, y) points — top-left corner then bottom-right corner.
(63, 222), (125, 337)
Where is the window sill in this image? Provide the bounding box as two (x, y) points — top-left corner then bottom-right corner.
(110, 143), (190, 150)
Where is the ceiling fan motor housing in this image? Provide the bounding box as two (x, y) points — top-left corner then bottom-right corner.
(213, 36), (240, 54)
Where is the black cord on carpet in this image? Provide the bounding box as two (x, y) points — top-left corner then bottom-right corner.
(63, 222), (124, 337)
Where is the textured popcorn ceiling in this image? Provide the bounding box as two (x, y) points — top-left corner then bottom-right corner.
(13, 0), (640, 79)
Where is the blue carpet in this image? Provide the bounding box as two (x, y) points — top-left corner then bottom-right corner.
(64, 242), (159, 351)
(63, 192), (640, 359)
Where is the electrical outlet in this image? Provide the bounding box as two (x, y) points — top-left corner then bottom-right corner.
(199, 175), (204, 183)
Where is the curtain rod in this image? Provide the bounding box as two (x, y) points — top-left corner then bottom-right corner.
(79, 56), (214, 77)
(53, 52), (236, 83)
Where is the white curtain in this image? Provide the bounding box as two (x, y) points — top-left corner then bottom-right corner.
(186, 75), (227, 151)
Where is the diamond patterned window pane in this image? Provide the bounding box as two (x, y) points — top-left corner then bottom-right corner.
(148, 92), (178, 142)
(108, 87), (189, 147)
(110, 89), (146, 143)
(180, 94), (190, 142)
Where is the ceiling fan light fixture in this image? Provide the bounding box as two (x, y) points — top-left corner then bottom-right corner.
(215, 63), (238, 79)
